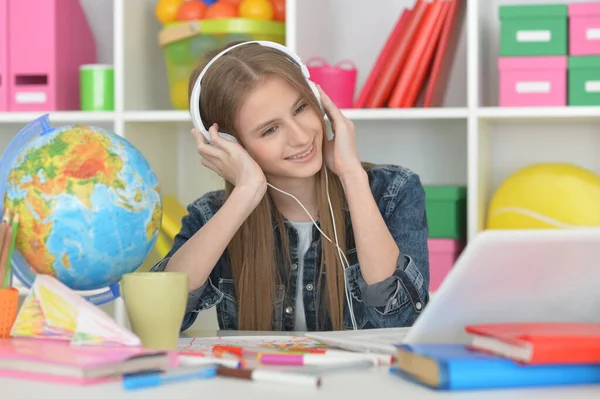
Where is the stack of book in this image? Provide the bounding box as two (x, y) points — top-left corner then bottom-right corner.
(355, 0), (464, 109)
(391, 322), (600, 390)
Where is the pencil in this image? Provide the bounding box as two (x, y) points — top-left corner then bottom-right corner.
(216, 366), (321, 388)
(3, 213), (19, 288)
(0, 210), (8, 286)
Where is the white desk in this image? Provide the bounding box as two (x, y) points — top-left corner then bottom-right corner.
(3, 330), (600, 398)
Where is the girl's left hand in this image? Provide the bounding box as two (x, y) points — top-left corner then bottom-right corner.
(318, 86), (362, 179)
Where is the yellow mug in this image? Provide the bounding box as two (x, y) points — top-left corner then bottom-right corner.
(121, 272), (188, 351)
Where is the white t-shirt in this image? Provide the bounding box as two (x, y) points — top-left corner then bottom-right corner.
(290, 221), (313, 331)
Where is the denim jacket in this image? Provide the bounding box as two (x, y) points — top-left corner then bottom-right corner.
(151, 164), (430, 331)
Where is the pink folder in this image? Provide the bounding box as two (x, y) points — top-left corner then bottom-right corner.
(0, 0), (7, 111)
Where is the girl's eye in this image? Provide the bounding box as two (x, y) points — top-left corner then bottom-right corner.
(262, 126), (277, 137)
(295, 103), (307, 114)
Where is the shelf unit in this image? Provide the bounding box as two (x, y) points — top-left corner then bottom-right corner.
(1, 0), (600, 325)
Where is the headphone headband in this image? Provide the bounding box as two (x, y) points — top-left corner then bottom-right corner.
(189, 40), (321, 143)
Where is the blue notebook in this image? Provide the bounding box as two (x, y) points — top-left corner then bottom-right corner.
(392, 344), (600, 390)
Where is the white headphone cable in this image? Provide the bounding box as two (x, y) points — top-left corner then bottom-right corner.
(266, 166), (358, 330)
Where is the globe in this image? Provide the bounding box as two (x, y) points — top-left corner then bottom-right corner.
(0, 114), (161, 305)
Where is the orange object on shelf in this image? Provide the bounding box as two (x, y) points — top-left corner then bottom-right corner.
(205, 1), (238, 19)
(270, 0), (285, 22)
(177, 0), (207, 21)
(0, 287), (18, 339)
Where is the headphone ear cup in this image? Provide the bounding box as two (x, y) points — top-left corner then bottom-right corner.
(308, 80), (324, 115)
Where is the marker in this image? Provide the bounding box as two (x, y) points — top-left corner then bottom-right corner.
(212, 345), (261, 357)
(216, 366), (321, 388)
(211, 345), (287, 357)
(282, 348), (394, 365)
(292, 359), (375, 375)
(179, 354), (242, 369)
(122, 366), (217, 390)
(257, 352), (377, 366)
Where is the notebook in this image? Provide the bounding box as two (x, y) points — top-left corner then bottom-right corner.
(466, 322), (600, 365)
(393, 344), (600, 390)
(0, 338), (175, 385)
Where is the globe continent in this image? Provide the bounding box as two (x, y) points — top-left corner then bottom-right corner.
(4, 125), (161, 291)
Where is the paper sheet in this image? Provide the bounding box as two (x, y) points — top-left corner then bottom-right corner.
(178, 335), (326, 355)
(11, 274), (141, 346)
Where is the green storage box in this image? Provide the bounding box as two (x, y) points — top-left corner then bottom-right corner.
(568, 56), (600, 106)
(499, 4), (568, 56)
(424, 186), (467, 239)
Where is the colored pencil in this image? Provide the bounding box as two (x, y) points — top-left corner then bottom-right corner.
(0, 210), (11, 289)
(2, 213), (18, 289)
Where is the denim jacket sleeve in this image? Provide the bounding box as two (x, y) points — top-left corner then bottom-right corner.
(353, 166), (430, 328)
(149, 194), (225, 331)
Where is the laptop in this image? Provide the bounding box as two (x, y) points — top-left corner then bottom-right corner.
(305, 228), (600, 354)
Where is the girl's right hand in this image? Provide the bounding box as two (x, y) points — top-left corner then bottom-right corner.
(191, 124), (267, 198)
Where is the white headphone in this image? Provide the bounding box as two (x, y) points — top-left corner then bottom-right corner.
(188, 40), (358, 330)
(189, 40), (323, 144)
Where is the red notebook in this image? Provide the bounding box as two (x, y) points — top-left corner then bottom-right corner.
(466, 322), (600, 365)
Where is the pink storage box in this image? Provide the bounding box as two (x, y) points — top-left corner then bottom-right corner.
(569, 2), (600, 55)
(428, 238), (464, 292)
(0, 0), (7, 111)
(498, 56), (567, 107)
(7, 0), (96, 111)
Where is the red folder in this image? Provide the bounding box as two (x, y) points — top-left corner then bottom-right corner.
(401, 0), (450, 107)
(354, 8), (411, 108)
(363, 0), (428, 108)
(422, 0), (466, 107)
(388, 0), (446, 108)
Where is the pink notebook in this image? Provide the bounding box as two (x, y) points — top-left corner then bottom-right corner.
(0, 338), (178, 385)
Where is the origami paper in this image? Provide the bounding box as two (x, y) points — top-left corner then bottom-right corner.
(10, 274), (141, 346)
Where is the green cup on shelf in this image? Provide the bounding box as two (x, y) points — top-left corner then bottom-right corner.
(80, 64), (114, 111)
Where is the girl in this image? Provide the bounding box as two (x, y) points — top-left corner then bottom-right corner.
(151, 41), (430, 332)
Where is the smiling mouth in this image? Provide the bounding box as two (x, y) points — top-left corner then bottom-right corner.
(286, 141), (315, 160)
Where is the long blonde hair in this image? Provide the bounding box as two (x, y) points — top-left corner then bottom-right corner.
(188, 42), (348, 331)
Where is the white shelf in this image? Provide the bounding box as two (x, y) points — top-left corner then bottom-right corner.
(123, 107), (469, 123)
(124, 111), (190, 122)
(478, 106), (600, 122)
(0, 111), (115, 124)
(343, 108), (468, 120)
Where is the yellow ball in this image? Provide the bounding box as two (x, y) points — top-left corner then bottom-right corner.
(486, 163), (600, 229)
(155, 0), (184, 24)
(170, 79), (189, 110)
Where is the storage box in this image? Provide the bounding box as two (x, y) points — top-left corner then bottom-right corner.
(498, 56), (567, 107)
(7, 0), (96, 111)
(569, 3), (600, 55)
(0, 0), (6, 110)
(499, 4), (568, 56)
(568, 56), (600, 105)
(423, 186), (466, 239)
(428, 239), (464, 292)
